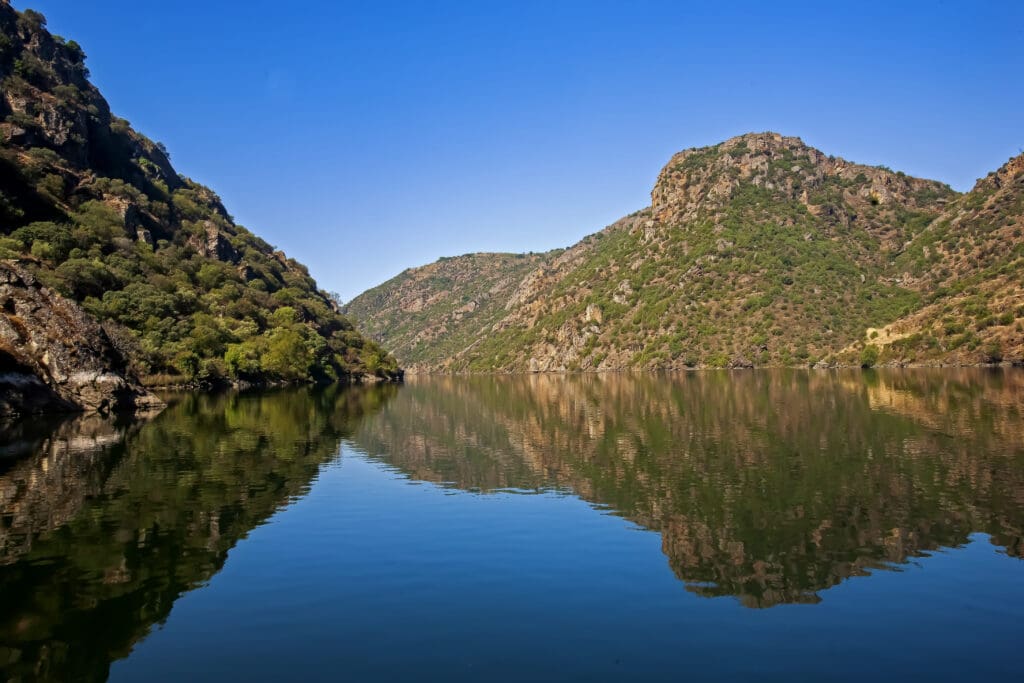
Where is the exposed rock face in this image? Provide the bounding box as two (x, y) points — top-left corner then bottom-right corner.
(0, 261), (162, 415)
(348, 134), (950, 371)
(187, 220), (241, 263)
(0, 6), (182, 213)
(650, 132), (950, 252)
(869, 151), (1024, 364)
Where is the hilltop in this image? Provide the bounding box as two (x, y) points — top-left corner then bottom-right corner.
(350, 132), (1023, 372)
(0, 5), (399, 412)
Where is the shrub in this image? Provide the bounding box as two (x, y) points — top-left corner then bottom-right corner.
(983, 341), (1003, 364)
(18, 9), (47, 31)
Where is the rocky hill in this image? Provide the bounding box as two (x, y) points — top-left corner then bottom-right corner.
(870, 153), (1024, 364)
(349, 132), (1024, 371)
(345, 251), (557, 373)
(0, 4), (399, 413)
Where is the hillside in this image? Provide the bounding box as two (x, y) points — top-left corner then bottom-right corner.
(352, 132), (1020, 372)
(345, 251), (558, 373)
(0, 4), (399, 410)
(862, 154), (1024, 364)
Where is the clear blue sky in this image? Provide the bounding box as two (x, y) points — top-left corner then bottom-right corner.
(18, 1), (1024, 301)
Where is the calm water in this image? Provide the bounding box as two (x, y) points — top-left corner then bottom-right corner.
(1, 370), (1022, 681)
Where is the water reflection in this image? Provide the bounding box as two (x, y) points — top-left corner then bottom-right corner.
(2, 370), (1022, 681)
(351, 370), (1024, 607)
(0, 384), (396, 681)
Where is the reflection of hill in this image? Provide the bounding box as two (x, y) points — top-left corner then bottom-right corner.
(0, 413), (153, 565)
(352, 371), (1024, 607)
(0, 384), (395, 681)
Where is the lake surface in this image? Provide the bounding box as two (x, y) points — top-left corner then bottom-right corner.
(1, 370), (1022, 681)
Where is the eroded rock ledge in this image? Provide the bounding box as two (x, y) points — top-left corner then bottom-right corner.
(0, 261), (162, 415)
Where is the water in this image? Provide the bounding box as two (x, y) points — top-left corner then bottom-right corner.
(1, 370), (1022, 681)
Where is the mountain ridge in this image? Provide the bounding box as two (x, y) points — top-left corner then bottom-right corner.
(348, 132), (1024, 372)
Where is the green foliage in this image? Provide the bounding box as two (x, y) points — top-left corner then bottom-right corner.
(0, 13), (400, 385)
(387, 148), (950, 372)
(17, 9), (47, 31)
(860, 345), (880, 368)
(983, 341), (1003, 363)
(397, 165), (975, 373)
(345, 252), (554, 369)
(261, 327), (312, 380)
(63, 39), (86, 64)
(12, 53), (51, 88)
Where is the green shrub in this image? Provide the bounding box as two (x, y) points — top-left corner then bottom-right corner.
(983, 341), (1003, 363)
(860, 345), (880, 368)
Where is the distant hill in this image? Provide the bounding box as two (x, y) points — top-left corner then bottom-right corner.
(345, 251), (557, 373)
(350, 132), (1024, 371)
(0, 4), (399, 412)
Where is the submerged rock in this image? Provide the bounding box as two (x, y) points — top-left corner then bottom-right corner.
(0, 261), (163, 416)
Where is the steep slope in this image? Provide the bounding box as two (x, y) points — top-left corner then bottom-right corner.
(355, 132), (963, 371)
(852, 152), (1024, 365)
(0, 4), (399, 400)
(345, 251), (557, 373)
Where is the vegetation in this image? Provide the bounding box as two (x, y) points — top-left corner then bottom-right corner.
(352, 133), (990, 372)
(345, 251), (557, 371)
(872, 152), (1024, 366)
(0, 5), (398, 384)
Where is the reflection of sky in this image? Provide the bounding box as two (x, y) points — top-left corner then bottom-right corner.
(112, 451), (1023, 682)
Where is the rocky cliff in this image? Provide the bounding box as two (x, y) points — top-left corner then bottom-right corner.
(350, 132), (1024, 371)
(0, 261), (160, 414)
(0, 4), (400, 413)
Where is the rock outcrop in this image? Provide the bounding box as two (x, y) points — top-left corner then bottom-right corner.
(0, 260), (162, 415)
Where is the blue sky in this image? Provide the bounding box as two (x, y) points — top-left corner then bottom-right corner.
(19, 1), (1024, 301)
